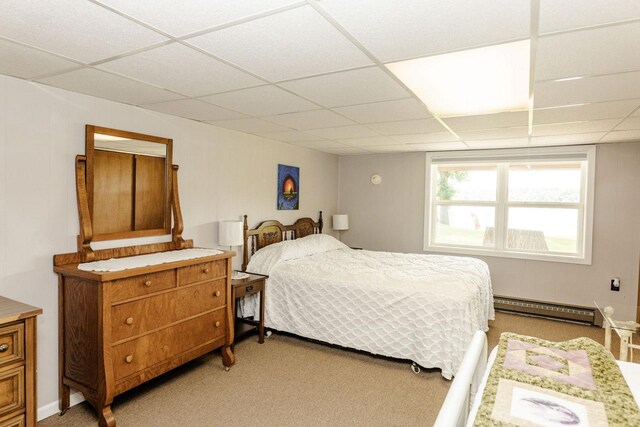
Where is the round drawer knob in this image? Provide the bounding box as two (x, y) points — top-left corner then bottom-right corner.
(203, 268), (210, 274)
(125, 355), (133, 363)
(214, 291), (221, 297)
(144, 280), (152, 287)
(215, 321), (221, 328)
(125, 317), (134, 325)
(0, 344), (8, 353)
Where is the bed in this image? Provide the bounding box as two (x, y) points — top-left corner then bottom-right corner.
(434, 331), (640, 426)
(239, 213), (494, 379)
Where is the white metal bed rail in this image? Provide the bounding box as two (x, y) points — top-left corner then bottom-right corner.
(433, 330), (488, 427)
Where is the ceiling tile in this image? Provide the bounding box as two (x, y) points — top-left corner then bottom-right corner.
(288, 140), (347, 149)
(0, 0), (168, 63)
(98, 43), (263, 97)
(333, 99), (431, 123)
(94, 0), (299, 37)
(142, 99), (246, 121)
(442, 111), (528, 131)
(458, 126), (529, 141)
(336, 136), (397, 146)
(263, 109), (354, 130)
(408, 142), (468, 151)
(633, 107), (640, 117)
(187, 6), (372, 81)
(392, 132), (459, 143)
(320, 146), (370, 155)
(534, 71), (640, 108)
(530, 132), (605, 146)
(201, 85), (317, 116)
(464, 138), (530, 149)
(539, 0), (640, 34)
(360, 144), (417, 153)
(37, 68), (183, 105)
(318, 0), (529, 62)
(279, 67), (409, 107)
(614, 117), (640, 131)
(255, 130), (323, 143)
(536, 23), (640, 81)
(366, 118), (447, 135)
(533, 100), (640, 124)
(601, 130), (640, 142)
(532, 119), (619, 137)
(0, 39), (80, 79)
(206, 118), (291, 133)
(305, 125), (380, 140)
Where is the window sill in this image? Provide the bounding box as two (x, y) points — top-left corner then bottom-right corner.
(423, 244), (592, 265)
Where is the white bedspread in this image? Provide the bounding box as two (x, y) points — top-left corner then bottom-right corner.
(244, 234), (494, 379)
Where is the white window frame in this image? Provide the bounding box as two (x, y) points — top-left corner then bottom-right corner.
(423, 145), (596, 265)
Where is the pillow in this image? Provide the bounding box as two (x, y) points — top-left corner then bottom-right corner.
(287, 234), (348, 258)
(247, 233), (348, 274)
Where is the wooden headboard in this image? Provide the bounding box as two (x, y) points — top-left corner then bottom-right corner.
(242, 211), (323, 271)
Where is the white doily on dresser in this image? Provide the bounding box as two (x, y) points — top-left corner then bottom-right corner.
(78, 248), (223, 272)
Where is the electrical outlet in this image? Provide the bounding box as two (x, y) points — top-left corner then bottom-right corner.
(611, 277), (620, 291)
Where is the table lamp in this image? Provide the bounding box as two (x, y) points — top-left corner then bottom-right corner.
(218, 220), (248, 279)
(332, 214), (349, 241)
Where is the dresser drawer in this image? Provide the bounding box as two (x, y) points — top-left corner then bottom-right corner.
(0, 366), (24, 416)
(111, 279), (227, 342)
(178, 260), (226, 285)
(0, 414), (24, 427)
(110, 270), (176, 302)
(0, 324), (23, 369)
(111, 310), (225, 381)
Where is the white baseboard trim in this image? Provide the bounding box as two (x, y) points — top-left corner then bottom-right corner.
(38, 391), (85, 421)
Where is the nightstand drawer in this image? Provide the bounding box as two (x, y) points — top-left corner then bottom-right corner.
(0, 366), (24, 416)
(111, 270), (176, 302)
(0, 324), (24, 369)
(111, 279), (226, 342)
(233, 281), (264, 298)
(111, 310), (225, 381)
(178, 260), (226, 285)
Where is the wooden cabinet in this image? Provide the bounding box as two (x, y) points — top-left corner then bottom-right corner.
(54, 252), (235, 427)
(0, 297), (42, 427)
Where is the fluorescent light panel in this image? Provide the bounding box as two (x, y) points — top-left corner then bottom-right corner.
(386, 40), (530, 118)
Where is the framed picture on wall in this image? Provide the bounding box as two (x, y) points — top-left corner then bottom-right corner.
(277, 164), (299, 210)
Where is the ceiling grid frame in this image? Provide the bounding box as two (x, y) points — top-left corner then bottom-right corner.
(0, 1), (637, 153)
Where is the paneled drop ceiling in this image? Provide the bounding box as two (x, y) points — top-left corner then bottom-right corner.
(1, 0), (640, 155)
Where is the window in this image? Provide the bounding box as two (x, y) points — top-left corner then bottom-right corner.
(424, 146), (596, 264)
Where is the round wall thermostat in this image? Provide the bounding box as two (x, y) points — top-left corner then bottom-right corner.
(370, 174), (382, 185)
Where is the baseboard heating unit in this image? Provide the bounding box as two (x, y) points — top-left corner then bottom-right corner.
(494, 295), (597, 325)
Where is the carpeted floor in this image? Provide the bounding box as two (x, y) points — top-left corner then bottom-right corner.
(39, 312), (625, 426)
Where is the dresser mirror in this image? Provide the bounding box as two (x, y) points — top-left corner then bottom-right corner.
(86, 125), (173, 241)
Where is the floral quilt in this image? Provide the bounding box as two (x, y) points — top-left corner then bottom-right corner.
(474, 333), (640, 426)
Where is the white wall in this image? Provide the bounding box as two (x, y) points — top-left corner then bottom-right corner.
(0, 75), (339, 418)
(338, 143), (640, 314)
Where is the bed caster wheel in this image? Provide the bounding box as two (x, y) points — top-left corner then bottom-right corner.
(411, 363), (421, 374)
(266, 331), (272, 339)
(224, 366), (230, 372)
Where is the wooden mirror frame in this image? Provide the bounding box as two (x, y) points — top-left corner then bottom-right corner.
(68, 125), (189, 263)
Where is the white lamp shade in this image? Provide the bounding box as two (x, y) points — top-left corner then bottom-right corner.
(332, 214), (349, 231)
(218, 220), (243, 247)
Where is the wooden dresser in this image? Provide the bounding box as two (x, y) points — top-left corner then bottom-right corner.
(0, 296), (42, 427)
(54, 125), (238, 426)
(54, 251), (234, 427)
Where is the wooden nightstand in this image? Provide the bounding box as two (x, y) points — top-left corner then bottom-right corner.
(231, 272), (267, 345)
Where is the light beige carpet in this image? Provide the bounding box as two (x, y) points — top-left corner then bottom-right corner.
(39, 312), (623, 426)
